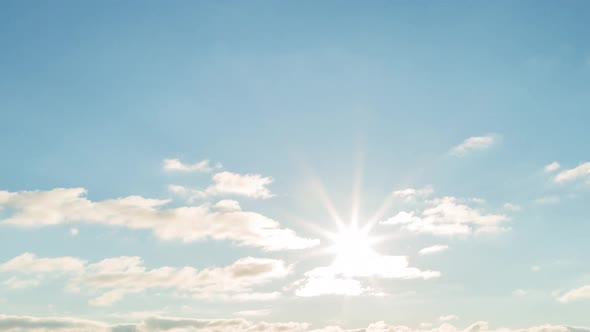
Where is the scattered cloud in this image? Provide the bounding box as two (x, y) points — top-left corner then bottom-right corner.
(214, 199), (241, 211)
(544, 162), (561, 173)
(0, 188), (318, 251)
(207, 171), (274, 199)
(163, 158), (221, 173)
(531, 265), (541, 272)
(554, 162), (590, 184)
(168, 171), (274, 200)
(0, 253), (86, 274)
(167, 184), (206, 202)
(439, 315), (459, 322)
(450, 134), (498, 156)
(69, 228), (79, 236)
(295, 254), (439, 297)
(0, 253), (291, 306)
(419, 245), (449, 255)
(513, 289), (527, 296)
(0, 315), (589, 332)
(557, 285), (590, 303)
(381, 189), (510, 236)
(393, 186), (434, 201)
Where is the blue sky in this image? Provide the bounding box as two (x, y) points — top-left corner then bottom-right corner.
(1, 1), (590, 331)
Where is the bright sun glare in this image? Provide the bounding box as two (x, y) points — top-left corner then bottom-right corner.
(329, 224), (376, 261)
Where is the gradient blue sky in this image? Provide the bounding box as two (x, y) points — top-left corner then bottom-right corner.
(1, 1), (589, 331)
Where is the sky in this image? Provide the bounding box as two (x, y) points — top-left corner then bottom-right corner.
(1, 1), (590, 331)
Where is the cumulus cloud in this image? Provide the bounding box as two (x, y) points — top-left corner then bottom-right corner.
(207, 171), (274, 199)
(554, 162), (590, 184)
(214, 199), (241, 211)
(168, 171), (274, 200)
(419, 245), (449, 255)
(0, 253), (291, 306)
(557, 285), (590, 303)
(0, 188), (318, 251)
(450, 134), (498, 156)
(544, 162), (561, 173)
(295, 254), (439, 297)
(0, 253), (86, 274)
(381, 189), (510, 236)
(1, 315), (588, 332)
(163, 159), (220, 173)
(167, 185), (206, 202)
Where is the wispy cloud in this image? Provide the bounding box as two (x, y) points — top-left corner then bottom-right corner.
(554, 162), (590, 184)
(557, 285), (590, 303)
(163, 158), (221, 172)
(450, 134), (498, 156)
(381, 188), (510, 236)
(544, 161), (561, 173)
(419, 245), (449, 255)
(439, 315), (459, 322)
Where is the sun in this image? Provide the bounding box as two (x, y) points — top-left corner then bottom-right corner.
(328, 223), (376, 262)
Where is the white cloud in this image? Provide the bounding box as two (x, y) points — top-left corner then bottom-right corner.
(0, 188), (318, 251)
(531, 265), (541, 272)
(214, 199), (241, 211)
(381, 190), (510, 236)
(3, 276), (40, 289)
(554, 162), (590, 184)
(557, 285), (590, 303)
(167, 184), (206, 202)
(168, 171), (274, 200)
(163, 158), (220, 172)
(544, 162), (561, 173)
(79, 256), (291, 305)
(450, 134), (498, 156)
(393, 186), (434, 201)
(533, 196), (560, 205)
(0, 315), (589, 332)
(69, 228), (79, 236)
(1, 253), (292, 306)
(295, 275), (365, 297)
(439, 315), (459, 322)
(233, 309), (271, 317)
(207, 171), (274, 199)
(137, 316), (309, 332)
(0, 253), (86, 274)
(380, 211), (422, 225)
(419, 245), (449, 255)
(89, 290), (125, 307)
(295, 253), (439, 297)
(0, 314), (117, 332)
